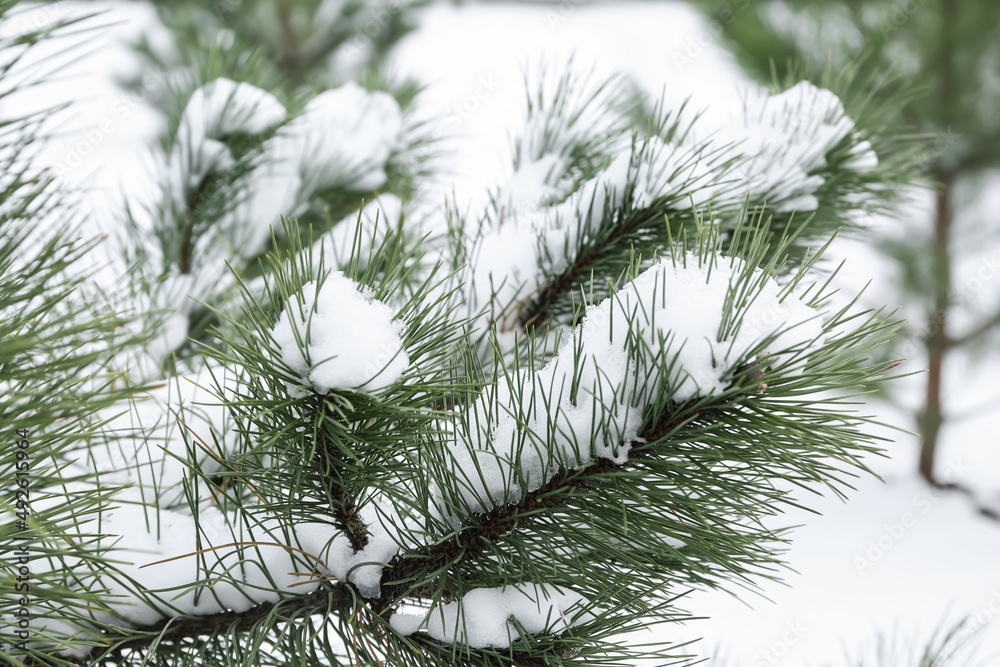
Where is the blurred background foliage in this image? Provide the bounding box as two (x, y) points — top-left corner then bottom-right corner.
(688, 0), (1000, 487)
(124, 0), (427, 117)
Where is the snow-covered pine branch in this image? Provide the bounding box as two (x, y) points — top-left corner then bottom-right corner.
(3, 20), (913, 664)
(19, 209), (895, 666)
(116, 77), (422, 382)
(462, 73), (885, 349)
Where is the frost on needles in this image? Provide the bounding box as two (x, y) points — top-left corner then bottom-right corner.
(8, 65), (909, 667)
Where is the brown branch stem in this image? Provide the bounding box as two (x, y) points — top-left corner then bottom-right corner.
(376, 403), (701, 610)
(315, 398), (369, 552)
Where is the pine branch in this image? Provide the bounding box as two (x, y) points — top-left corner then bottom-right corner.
(4, 8), (924, 661)
(516, 204), (679, 330)
(376, 397), (706, 611)
(314, 397), (370, 552)
(26, 584), (354, 667)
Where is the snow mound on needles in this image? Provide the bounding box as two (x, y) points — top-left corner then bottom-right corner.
(273, 272), (409, 394)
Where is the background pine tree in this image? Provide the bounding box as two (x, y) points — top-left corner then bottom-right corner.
(687, 0), (1000, 488)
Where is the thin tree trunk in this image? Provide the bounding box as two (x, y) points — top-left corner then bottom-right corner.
(919, 178), (952, 484)
(918, 0), (957, 485)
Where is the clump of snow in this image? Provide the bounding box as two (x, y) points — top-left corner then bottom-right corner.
(117, 268), (234, 381)
(82, 364), (237, 505)
(390, 583), (592, 648)
(321, 496), (413, 598)
(165, 79), (286, 230)
(487, 69), (632, 238)
(467, 82), (874, 333)
(273, 273), (409, 394)
(468, 214), (550, 331)
(234, 82), (404, 256)
(156, 78), (405, 281)
(177, 78), (287, 143)
(38, 363), (344, 649)
(449, 254), (823, 515)
(633, 137), (730, 208)
(270, 82), (403, 193)
(468, 152), (634, 329)
(494, 153), (568, 216)
(843, 139), (879, 171)
(725, 81), (878, 212)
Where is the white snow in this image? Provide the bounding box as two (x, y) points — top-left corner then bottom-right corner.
(271, 82), (403, 193)
(390, 583), (592, 648)
(272, 273), (409, 394)
(465, 80), (874, 338)
(234, 82), (404, 255)
(321, 497), (413, 599)
(494, 152), (568, 217)
(116, 269), (231, 381)
(467, 213), (552, 331)
(85, 365), (236, 506)
(447, 254), (822, 516)
(466, 150), (633, 331)
(725, 81), (878, 212)
(165, 79), (286, 245)
(176, 78), (286, 143)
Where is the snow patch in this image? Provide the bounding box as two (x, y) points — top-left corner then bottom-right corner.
(390, 583), (591, 648)
(178, 78), (287, 143)
(234, 82), (404, 255)
(449, 254), (823, 515)
(270, 82), (403, 193)
(727, 81), (878, 212)
(273, 273), (409, 394)
(466, 82), (874, 333)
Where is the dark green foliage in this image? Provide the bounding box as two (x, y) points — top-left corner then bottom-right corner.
(0, 12), (146, 664)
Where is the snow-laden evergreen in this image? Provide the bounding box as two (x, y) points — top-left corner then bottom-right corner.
(1, 8), (920, 666)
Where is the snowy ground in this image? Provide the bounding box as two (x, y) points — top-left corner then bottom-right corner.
(8, 0), (1000, 664)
